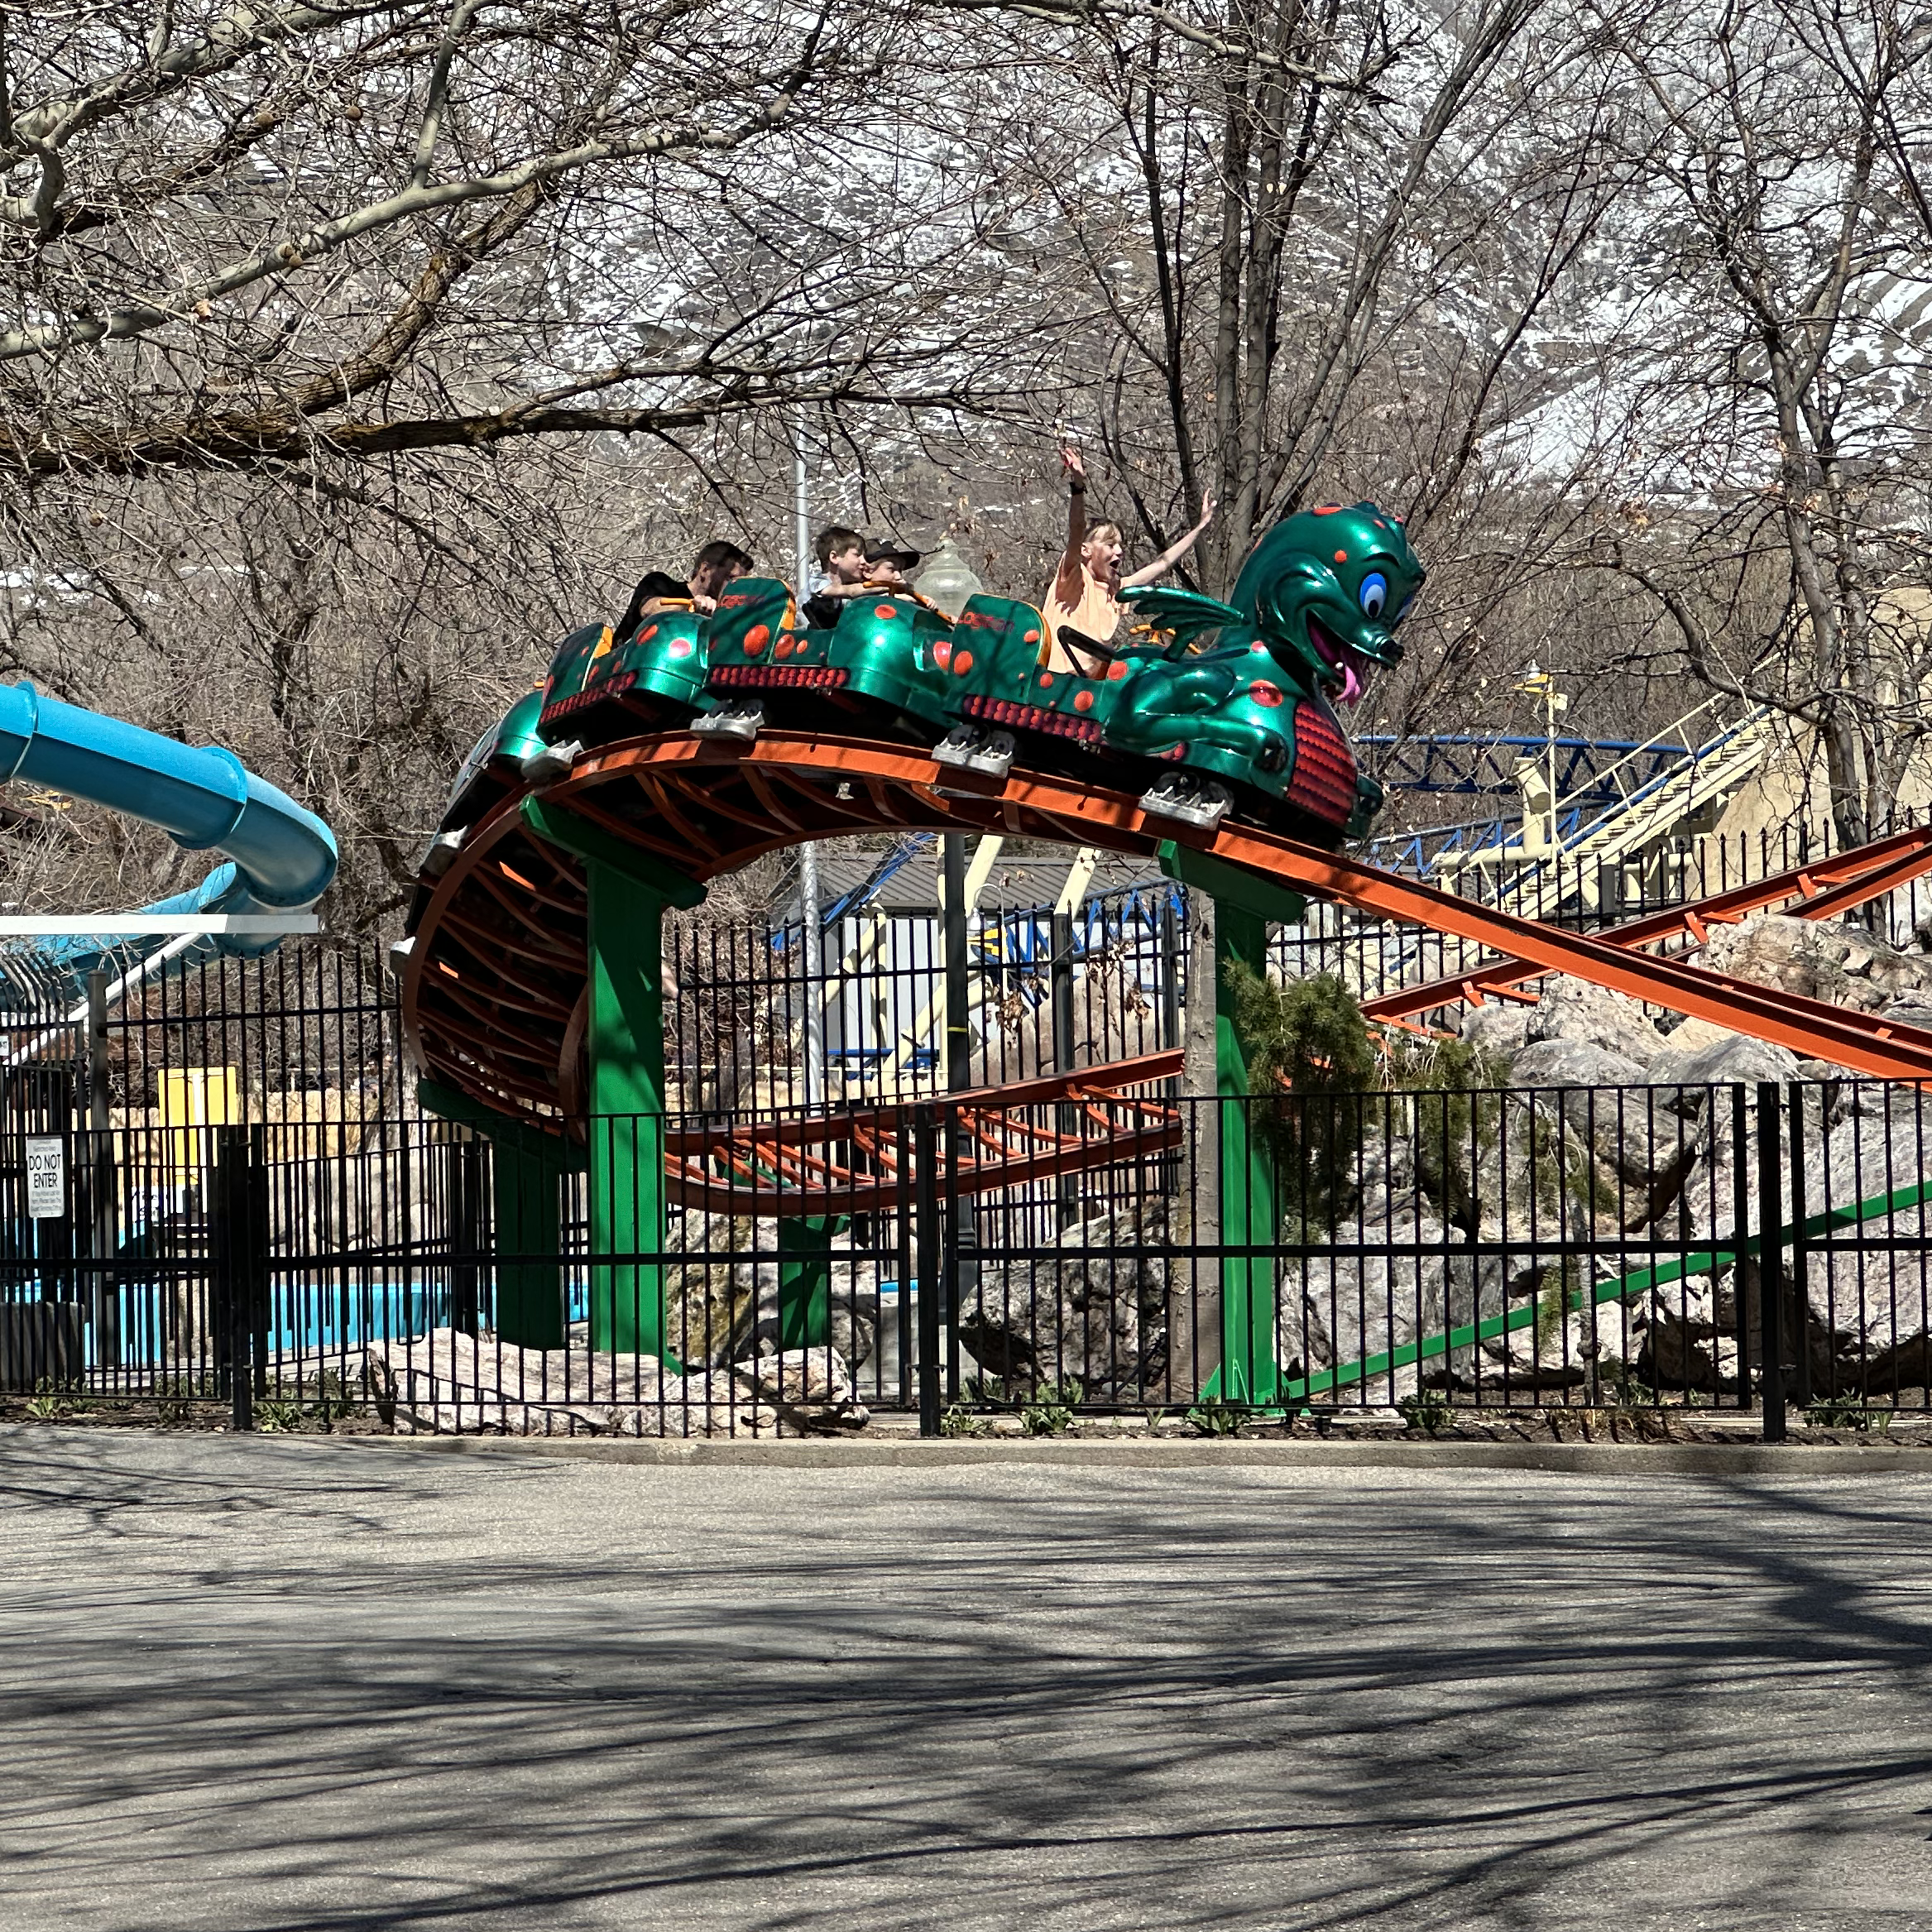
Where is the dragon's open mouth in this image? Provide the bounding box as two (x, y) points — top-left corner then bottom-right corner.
(1308, 618), (1374, 706)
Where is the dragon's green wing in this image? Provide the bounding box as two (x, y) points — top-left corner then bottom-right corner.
(1119, 585), (1244, 654)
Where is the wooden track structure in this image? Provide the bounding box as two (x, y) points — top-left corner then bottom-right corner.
(403, 731), (1932, 1142)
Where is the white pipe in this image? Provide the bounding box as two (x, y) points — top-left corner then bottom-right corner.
(0, 913), (319, 936)
(793, 425), (827, 1107)
(800, 843), (825, 1107)
(4, 931), (199, 1070)
(793, 434), (811, 595)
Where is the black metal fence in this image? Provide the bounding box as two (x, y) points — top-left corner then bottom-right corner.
(665, 884), (1185, 1108)
(4, 818), (1924, 1141)
(0, 813), (1929, 1436)
(1, 1077), (1926, 1440)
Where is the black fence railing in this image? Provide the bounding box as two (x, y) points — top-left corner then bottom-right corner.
(0, 1078), (1926, 1440)
(665, 885), (1187, 1108)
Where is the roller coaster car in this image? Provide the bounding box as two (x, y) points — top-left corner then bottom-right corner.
(486, 500), (1418, 847)
(536, 597), (716, 752)
(698, 583), (956, 745)
(409, 687), (548, 918)
(1115, 500), (1424, 835)
(696, 585), (1387, 845)
(459, 688), (546, 813)
(936, 607), (1364, 841)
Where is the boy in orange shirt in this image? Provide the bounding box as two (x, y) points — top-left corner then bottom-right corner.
(1043, 448), (1214, 674)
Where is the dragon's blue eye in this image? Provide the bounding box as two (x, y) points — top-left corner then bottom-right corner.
(1359, 572), (1388, 619)
(1393, 592), (1416, 621)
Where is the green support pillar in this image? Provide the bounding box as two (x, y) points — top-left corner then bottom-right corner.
(494, 1137), (567, 1347)
(586, 855), (667, 1355)
(777, 1215), (840, 1350)
(1158, 841), (1305, 1406)
(1213, 901), (1280, 1403)
(522, 798), (705, 1363)
(418, 1080), (581, 1350)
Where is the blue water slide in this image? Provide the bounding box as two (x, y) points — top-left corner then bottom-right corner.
(0, 682), (337, 986)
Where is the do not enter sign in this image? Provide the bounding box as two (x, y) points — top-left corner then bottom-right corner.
(25, 1137), (65, 1220)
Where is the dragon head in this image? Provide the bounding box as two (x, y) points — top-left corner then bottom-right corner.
(1229, 502), (1425, 706)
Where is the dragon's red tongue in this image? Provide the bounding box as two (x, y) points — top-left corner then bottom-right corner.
(1340, 661), (1362, 705)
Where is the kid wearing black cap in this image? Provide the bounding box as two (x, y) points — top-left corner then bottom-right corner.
(801, 531), (923, 627)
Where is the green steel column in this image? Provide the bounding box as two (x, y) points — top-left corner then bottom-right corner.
(417, 1081), (576, 1350)
(1157, 841), (1304, 1407)
(777, 1215), (838, 1349)
(520, 797), (706, 1364)
(1214, 903), (1279, 1404)
(586, 856), (669, 1357)
(491, 1139), (566, 1349)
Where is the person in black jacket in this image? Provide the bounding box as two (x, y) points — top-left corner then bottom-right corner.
(801, 525), (866, 629)
(616, 539), (753, 640)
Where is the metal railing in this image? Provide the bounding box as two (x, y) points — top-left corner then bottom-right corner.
(0, 1077), (1925, 1441)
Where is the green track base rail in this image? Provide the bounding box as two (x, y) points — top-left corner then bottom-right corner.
(1281, 1172), (1932, 1405)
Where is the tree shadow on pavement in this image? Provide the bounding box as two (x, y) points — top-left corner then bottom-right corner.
(1, 1436), (1929, 1930)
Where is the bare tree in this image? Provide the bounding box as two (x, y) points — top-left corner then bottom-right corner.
(0, 0), (1049, 482)
(1590, 0), (1932, 845)
(15, 0), (1862, 929)
(0, 0), (1100, 927)
(986, 0), (1635, 578)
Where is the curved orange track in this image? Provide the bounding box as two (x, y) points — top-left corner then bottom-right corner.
(404, 730), (1932, 1126)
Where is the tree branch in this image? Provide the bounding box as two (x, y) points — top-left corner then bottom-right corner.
(0, 93), (806, 364)
(411, 0), (487, 190)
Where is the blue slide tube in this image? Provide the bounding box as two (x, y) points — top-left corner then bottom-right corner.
(0, 683), (336, 956)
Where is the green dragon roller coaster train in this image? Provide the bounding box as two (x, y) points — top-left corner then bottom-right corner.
(433, 500), (1423, 851)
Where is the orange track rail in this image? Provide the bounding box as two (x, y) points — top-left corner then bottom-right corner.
(403, 732), (1932, 1133)
(1363, 824), (1932, 1025)
(662, 1051), (1182, 1215)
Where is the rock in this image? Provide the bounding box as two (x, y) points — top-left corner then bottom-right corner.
(1526, 978), (1666, 1067)
(1862, 1330), (1932, 1397)
(1459, 1001), (1532, 1057)
(967, 1203), (1171, 1397)
(729, 1345), (852, 1404)
(1667, 1104), (1932, 1359)
(1293, 1198), (1510, 1401)
(1797, 1057), (1865, 1085)
(1703, 913), (1852, 991)
(1655, 1014), (1742, 1056)
(367, 1329), (779, 1436)
(1797, 1113), (1932, 1354)
(1860, 942), (1932, 1005)
(1882, 1000), (1932, 1033)
(727, 1347), (869, 1431)
(659, 1213), (760, 1367)
(1510, 1049), (1701, 1199)
(828, 1300), (877, 1372)
(1635, 1305), (1740, 1395)
(1647, 1033), (1804, 1091)
(1508, 1038), (1648, 1091)
(1699, 913), (1932, 1013)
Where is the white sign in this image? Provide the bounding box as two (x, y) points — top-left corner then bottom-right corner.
(25, 1137), (65, 1220)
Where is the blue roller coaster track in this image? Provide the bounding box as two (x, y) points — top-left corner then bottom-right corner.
(1354, 731), (1727, 873)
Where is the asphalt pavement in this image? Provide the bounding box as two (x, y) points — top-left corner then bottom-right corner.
(2, 1427), (1930, 1930)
